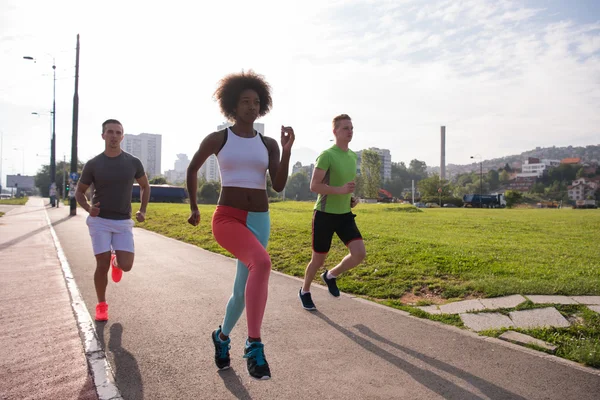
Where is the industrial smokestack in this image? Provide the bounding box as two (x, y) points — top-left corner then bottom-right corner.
(440, 126), (446, 180)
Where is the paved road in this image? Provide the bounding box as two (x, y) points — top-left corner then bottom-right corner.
(0, 199), (96, 399)
(49, 205), (600, 400)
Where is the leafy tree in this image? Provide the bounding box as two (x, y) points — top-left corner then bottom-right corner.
(505, 190), (523, 208)
(198, 181), (221, 204)
(354, 174), (365, 198)
(487, 169), (500, 190)
(504, 163), (512, 173)
(266, 175), (279, 198)
(417, 174), (451, 198)
(285, 171), (311, 201)
(499, 170), (511, 183)
(576, 167), (585, 179)
(382, 177), (405, 198)
(545, 164), (578, 184)
(409, 159), (428, 180)
(361, 149), (381, 198)
(35, 160), (84, 197)
(149, 177), (167, 184)
(530, 182), (545, 195)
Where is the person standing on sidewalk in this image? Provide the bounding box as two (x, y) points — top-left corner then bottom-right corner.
(49, 182), (57, 207)
(298, 114), (366, 311)
(76, 119), (150, 322)
(187, 70), (294, 380)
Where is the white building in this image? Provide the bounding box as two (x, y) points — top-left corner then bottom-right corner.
(199, 154), (220, 182)
(163, 153), (190, 184)
(174, 153), (190, 173)
(356, 148), (392, 181)
(517, 158), (560, 178)
(164, 170), (180, 184)
(568, 178), (598, 201)
(122, 133), (162, 178)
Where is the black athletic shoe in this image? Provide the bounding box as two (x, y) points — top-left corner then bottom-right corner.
(321, 270), (340, 297)
(299, 288), (317, 311)
(244, 341), (271, 380)
(211, 326), (231, 370)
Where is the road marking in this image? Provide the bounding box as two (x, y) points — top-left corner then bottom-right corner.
(44, 209), (123, 400)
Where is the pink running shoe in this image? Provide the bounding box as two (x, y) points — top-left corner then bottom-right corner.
(111, 252), (123, 283)
(95, 302), (108, 321)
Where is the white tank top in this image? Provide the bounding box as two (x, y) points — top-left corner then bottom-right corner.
(217, 127), (269, 190)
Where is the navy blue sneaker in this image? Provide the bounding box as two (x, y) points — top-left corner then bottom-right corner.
(299, 289), (317, 311)
(244, 341), (271, 380)
(321, 270), (340, 297)
(211, 326), (231, 370)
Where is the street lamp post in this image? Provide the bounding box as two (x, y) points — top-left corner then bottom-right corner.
(70, 34), (81, 216)
(24, 55), (56, 205)
(470, 155), (483, 208)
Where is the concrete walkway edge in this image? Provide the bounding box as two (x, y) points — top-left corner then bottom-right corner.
(44, 209), (123, 400)
(352, 298), (600, 377)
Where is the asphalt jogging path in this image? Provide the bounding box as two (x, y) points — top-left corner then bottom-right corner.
(43, 202), (600, 400)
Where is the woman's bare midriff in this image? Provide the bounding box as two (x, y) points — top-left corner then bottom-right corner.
(218, 187), (270, 212)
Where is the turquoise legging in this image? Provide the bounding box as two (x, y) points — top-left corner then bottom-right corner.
(212, 206), (271, 337)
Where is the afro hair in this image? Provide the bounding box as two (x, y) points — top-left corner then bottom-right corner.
(214, 70), (273, 121)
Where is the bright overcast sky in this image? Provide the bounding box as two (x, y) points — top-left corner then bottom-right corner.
(1, 0), (599, 187)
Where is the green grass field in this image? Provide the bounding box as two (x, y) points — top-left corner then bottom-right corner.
(135, 201), (600, 300)
(0, 197), (28, 205)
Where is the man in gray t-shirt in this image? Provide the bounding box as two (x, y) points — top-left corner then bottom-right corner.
(76, 119), (151, 322)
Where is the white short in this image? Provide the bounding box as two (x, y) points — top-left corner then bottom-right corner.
(86, 216), (135, 255)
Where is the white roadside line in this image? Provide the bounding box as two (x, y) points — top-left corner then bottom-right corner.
(44, 208), (123, 400)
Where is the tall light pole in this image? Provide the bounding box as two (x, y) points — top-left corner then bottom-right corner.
(70, 34), (80, 216)
(470, 155), (483, 208)
(24, 54), (56, 204)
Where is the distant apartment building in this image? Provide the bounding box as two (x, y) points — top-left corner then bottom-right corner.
(174, 153), (190, 173)
(164, 153), (190, 184)
(356, 147), (392, 181)
(568, 178), (598, 201)
(199, 154), (220, 182)
(122, 133), (162, 178)
(516, 157), (560, 178)
(292, 163), (314, 182)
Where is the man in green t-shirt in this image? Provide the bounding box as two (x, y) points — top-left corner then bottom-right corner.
(298, 114), (366, 311)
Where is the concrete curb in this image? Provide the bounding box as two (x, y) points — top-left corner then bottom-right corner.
(45, 209), (123, 400)
(351, 297), (600, 377)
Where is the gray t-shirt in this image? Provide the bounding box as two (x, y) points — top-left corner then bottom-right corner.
(80, 151), (145, 220)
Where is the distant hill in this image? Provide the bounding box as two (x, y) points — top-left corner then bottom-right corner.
(429, 144), (600, 176)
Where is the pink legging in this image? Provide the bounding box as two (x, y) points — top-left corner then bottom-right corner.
(212, 205), (271, 338)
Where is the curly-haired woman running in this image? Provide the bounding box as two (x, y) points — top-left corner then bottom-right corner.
(187, 70), (294, 380)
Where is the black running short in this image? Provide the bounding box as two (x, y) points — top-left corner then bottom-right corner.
(312, 210), (363, 254)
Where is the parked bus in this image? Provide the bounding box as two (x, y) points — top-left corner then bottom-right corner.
(132, 184), (188, 203)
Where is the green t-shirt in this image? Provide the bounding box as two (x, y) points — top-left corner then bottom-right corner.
(313, 145), (357, 214)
